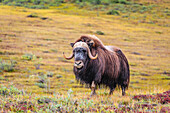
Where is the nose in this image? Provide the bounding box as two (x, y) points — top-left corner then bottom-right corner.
(74, 60), (84, 68)
(75, 61), (82, 65)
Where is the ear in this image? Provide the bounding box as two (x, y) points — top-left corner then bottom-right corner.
(88, 43), (93, 48)
(70, 43), (74, 47)
(88, 40), (95, 48)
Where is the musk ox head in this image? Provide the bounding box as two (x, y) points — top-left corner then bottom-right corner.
(63, 41), (98, 70)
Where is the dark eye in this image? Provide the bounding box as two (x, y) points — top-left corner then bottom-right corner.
(83, 50), (86, 53)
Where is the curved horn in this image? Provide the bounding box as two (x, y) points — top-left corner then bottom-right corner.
(86, 47), (98, 60)
(63, 52), (74, 60)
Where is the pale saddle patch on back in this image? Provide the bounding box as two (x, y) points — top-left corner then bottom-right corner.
(105, 46), (121, 52)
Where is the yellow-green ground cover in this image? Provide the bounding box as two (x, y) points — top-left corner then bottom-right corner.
(0, 1), (169, 112)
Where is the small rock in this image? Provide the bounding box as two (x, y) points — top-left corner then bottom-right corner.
(56, 75), (62, 79)
(40, 17), (48, 20)
(131, 81), (139, 84)
(141, 78), (148, 80)
(42, 51), (50, 53)
(27, 14), (38, 18)
(131, 52), (141, 55)
(141, 73), (150, 76)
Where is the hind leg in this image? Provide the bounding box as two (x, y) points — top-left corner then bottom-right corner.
(121, 85), (126, 96)
(109, 84), (116, 95)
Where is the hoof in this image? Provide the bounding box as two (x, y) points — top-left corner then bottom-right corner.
(109, 91), (114, 95)
(122, 92), (125, 96)
(90, 92), (97, 97)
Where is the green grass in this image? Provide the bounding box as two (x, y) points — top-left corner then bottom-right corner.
(0, 85), (169, 112)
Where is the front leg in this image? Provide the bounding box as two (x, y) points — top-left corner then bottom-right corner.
(90, 69), (102, 96)
(90, 81), (96, 96)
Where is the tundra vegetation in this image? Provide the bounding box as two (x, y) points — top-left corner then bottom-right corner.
(0, 0), (169, 112)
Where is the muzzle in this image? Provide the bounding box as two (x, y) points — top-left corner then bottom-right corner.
(74, 60), (84, 68)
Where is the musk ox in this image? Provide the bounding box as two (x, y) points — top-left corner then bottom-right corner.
(63, 35), (130, 96)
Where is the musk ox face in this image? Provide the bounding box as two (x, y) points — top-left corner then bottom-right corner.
(73, 47), (87, 69)
(63, 41), (98, 70)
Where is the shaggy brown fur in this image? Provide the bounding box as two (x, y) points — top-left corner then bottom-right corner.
(72, 35), (130, 96)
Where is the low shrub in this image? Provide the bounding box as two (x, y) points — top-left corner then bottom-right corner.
(96, 30), (105, 35)
(35, 82), (47, 88)
(21, 54), (34, 60)
(35, 72), (51, 90)
(107, 9), (120, 15)
(118, 0), (129, 5)
(25, 5), (49, 9)
(27, 13), (39, 18)
(91, 0), (101, 5)
(0, 59), (17, 72)
(0, 85), (22, 96)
